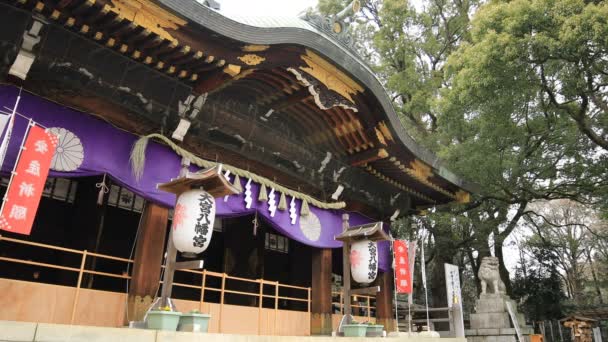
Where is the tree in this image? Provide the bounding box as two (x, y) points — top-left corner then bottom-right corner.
(522, 199), (607, 305)
(319, 0), (608, 310)
(511, 248), (566, 321)
(445, 0), (608, 151)
(436, 0), (608, 297)
(374, 0), (478, 143)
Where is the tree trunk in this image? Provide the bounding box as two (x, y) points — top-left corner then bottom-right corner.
(494, 237), (512, 295)
(585, 249), (604, 304)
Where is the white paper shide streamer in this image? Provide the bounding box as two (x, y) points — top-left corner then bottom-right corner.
(289, 196), (297, 224)
(244, 178), (252, 209)
(268, 188), (277, 217)
(223, 170), (231, 202)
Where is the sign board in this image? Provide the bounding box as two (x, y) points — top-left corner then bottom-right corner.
(593, 327), (602, 342)
(394, 240), (412, 293)
(0, 124), (57, 235)
(445, 264), (465, 335)
(407, 240), (417, 304)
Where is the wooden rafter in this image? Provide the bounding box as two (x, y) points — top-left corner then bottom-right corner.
(349, 148), (389, 167)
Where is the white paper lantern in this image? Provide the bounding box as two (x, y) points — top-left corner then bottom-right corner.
(171, 189), (216, 255)
(349, 239), (378, 284)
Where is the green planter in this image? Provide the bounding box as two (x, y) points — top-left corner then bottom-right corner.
(146, 310), (182, 331)
(343, 324), (367, 337)
(178, 313), (211, 333)
(366, 324), (384, 337)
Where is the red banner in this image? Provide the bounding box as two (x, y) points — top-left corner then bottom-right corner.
(394, 240), (412, 294)
(0, 124), (58, 235)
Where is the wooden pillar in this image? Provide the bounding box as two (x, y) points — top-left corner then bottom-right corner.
(125, 202), (169, 323)
(311, 248), (333, 335)
(376, 271), (396, 332)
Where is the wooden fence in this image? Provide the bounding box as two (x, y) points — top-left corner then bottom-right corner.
(0, 235), (377, 334)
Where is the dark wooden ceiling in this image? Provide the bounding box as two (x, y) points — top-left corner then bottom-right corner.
(1, 0), (471, 214)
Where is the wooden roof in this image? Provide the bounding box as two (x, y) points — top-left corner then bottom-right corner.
(0, 0), (476, 216)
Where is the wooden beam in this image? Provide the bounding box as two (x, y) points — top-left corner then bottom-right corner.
(376, 271), (396, 332)
(349, 148), (389, 166)
(265, 87), (311, 111)
(174, 260), (204, 270)
(351, 286), (380, 296)
(311, 248), (333, 335)
(193, 68), (233, 94)
(126, 202), (169, 323)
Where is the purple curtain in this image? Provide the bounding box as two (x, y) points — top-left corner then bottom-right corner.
(0, 85), (391, 271)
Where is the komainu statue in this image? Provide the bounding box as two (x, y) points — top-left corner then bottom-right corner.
(478, 256), (505, 294)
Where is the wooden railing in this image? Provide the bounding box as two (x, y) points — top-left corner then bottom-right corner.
(331, 291), (377, 321)
(170, 268), (311, 333)
(0, 235), (311, 332)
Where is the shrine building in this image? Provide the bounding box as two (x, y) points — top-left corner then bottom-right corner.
(0, 0), (474, 336)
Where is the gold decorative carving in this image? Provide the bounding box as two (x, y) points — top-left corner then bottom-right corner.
(333, 22), (342, 33)
(223, 64), (242, 77)
(238, 54), (266, 66)
(377, 121), (394, 142)
(455, 190), (470, 203)
(375, 127), (387, 146)
(405, 159), (458, 200)
(377, 148), (389, 159)
(298, 49), (364, 104)
(334, 120), (362, 136)
(288, 67), (358, 112)
(410, 159), (433, 181)
(242, 44), (270, 52)
(108, 0), (187, 45)
(367, 165), (435, 203)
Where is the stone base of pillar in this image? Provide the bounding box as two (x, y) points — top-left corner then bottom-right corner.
(376, 318), (396, 333)
(311, 313), (333, 335)
(125, 295), (155, 323)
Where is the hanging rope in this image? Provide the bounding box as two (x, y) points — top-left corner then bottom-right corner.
(130, 134), (346, 210)
(95, 173), (110, 206)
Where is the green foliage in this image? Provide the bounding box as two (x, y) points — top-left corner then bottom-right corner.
(454, 0), (608, 151)
(327, 0), (608, 306)
(511, 253), (566, 321)
(375, 0), (478, 143)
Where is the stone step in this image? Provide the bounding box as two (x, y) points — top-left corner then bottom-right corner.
(470, 313), (511, 329)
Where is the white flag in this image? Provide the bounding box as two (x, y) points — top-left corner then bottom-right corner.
(0, 93), (21, 170)
(0, 113), (15, 170)
(407, 240), (417, 305)
(420, 238), (427, 289)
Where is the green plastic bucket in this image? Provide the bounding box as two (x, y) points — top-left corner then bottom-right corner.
(343, 324), (367, 337)
(366, 324), (384, 336)
(146, 311), (182, 331)
(178, 313), (211, 332)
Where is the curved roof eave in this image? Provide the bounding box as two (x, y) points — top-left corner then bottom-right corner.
(157, 0), (478, 194)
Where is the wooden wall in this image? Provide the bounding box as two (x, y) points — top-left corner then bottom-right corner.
(0, 278), (311, 336)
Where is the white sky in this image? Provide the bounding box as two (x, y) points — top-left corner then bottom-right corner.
(219, 0), (318, 17)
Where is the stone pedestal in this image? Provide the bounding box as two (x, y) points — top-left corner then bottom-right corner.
(466, 294), (533, 342)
